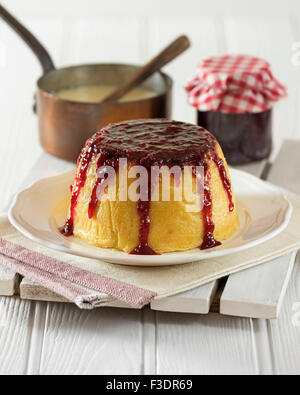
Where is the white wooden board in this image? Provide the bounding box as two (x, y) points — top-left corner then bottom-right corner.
(0, 265), (19, 296)
(151, 281), (219, 314)
(220, 253), (296, 319)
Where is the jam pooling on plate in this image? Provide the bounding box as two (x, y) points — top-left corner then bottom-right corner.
(61, 119), (234, 253)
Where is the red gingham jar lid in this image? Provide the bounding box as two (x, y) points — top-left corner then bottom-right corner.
(185, 55), (287, 114)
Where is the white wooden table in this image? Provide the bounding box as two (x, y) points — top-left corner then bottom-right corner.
(0, 0), (300, 375)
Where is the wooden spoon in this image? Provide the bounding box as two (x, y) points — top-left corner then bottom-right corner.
(102, 35), (190, 103)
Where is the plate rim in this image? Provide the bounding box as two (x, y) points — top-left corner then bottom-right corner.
(8, 168), (293, 266)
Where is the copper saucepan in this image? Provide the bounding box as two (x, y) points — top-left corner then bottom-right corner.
(0, 5), (172, 162)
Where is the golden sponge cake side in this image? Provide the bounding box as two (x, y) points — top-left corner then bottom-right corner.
(71, 142), (239, 254)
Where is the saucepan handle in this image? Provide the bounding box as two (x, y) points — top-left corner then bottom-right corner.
(0, 4), (55, 74)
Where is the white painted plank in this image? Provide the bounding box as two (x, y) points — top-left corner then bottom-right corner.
(38, 303), (145, 375)
(0, 264), (19, 296)
(151, 281), (218, 314)
(0, 296), (42, 374)
(156, 312), (259, 374)
(221, 253), (296, 319)
(141, 308), (157, 374)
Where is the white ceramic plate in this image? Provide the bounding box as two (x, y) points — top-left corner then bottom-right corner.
(8, 168), (292, 266)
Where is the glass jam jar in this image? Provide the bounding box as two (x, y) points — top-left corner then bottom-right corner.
(186, 55), (286, 166)
(197, 108), (272, 165)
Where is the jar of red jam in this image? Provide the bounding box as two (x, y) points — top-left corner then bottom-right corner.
(186, 55), (287, 165)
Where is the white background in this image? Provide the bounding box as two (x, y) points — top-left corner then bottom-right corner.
(0, 0), (300, 374)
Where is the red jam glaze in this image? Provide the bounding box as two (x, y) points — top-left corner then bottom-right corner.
(61, 119), (234, 253)
(88, 156), (119, 219)
(200, 162), (222, 250)
(60, 139), (95, 236)
(130, 200), (158, 255)
(211, 154), (234, 212)
(88, 154), (106, 219)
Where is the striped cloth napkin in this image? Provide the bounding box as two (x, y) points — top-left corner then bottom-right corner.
(0, 221), (156, 309)
(1, 191), (300, 310)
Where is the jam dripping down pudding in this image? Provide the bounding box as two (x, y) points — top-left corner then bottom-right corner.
(61, 119), (239, 255)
